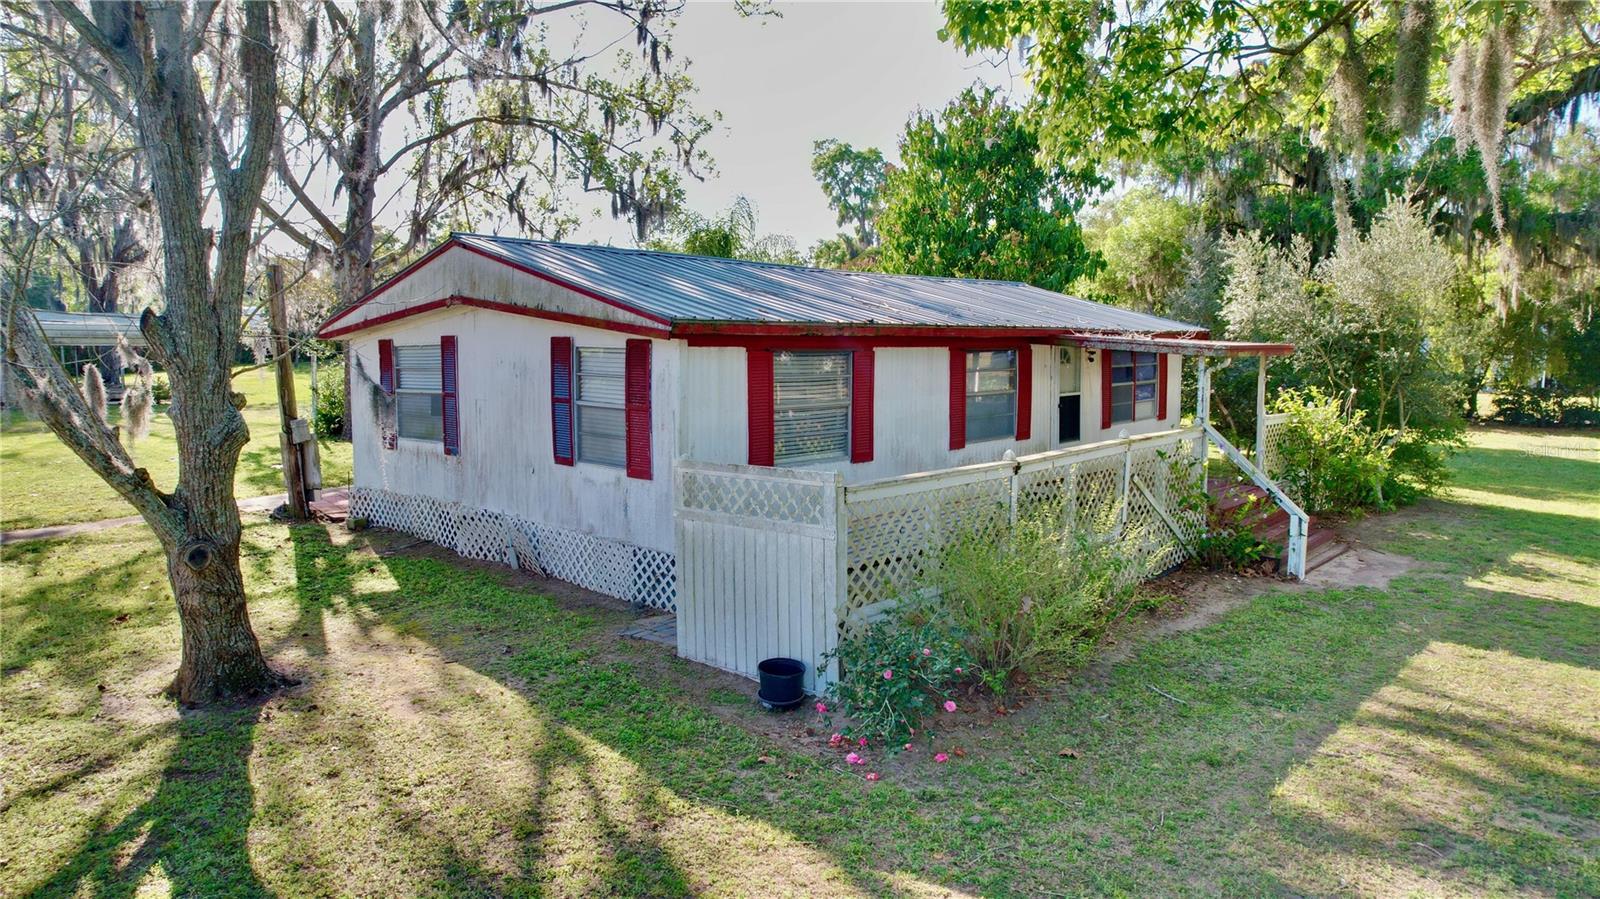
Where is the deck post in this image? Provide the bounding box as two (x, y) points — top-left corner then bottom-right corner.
(1254, 353), (1268, 467)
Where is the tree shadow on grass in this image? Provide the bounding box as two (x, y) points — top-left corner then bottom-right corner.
(22, 707), (270, 899)
(265, 523), (913, 898)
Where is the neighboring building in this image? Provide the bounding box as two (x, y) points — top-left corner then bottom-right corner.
(319, 234), (1295, 689)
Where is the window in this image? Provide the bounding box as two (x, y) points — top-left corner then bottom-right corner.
(575, 346), (626, 466)
(774, 351), (851, 464)
(1110, 351), (1159, 424)
(394, 344), (443, 441)
(965, 349), (1017, 442)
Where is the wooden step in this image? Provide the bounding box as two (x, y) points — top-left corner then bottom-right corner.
(1302, 535), (1351, 573)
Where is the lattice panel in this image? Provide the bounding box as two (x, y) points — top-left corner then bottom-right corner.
(1260, 413), (1291, 478)
(678, 467), (832, 526)
(843, 469), (1012, 621)
(842, 431), (1207, 615)
(350, 488), (676, 611)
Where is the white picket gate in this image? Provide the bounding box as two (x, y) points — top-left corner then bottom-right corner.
(673, 461), (844, 692)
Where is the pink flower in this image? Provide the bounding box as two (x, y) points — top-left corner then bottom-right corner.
(883, 669), (893, 680)
(904, 743), (913, 751)
(934, 752), (950, 763)
(865, 772), (880, 781)
(815, 701), (828, 714)
(922, 647), (932, 656)
(845, 752), (863, 765)
(944, 700), (958, 713)
(858, 737), (868, 747)
(828, 733), (843, 747)
(955, 667), (964, 674)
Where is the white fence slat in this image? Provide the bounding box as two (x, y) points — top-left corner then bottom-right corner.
(674, 461), (843, 692)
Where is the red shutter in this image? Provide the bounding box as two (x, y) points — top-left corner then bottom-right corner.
(378, 339), (396, 449)
(1101, 350), (1114, 430)
(747, 349), (775, 466)
(1157, 353), (1170, 421)
(949, 348), (966, 450)
(850, 348), (874, 463)
(551, 336), (574, 465)
(625, 339), (652, 479)
(1015, 344), (1032, 440)
(441, 335), (460, 455)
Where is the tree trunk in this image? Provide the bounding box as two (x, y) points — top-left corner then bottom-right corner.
(35, 0), (287, 705)
(336, 8), (380, 440)
(166, 533), (282, 702)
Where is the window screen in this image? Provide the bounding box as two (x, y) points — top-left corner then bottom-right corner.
(395, 344), (443, 441)
(1110, 351), (1159, 424)
(774, 351), (851, 464)
(966, 350), (1017, 443)
(575, 346), (626, 467)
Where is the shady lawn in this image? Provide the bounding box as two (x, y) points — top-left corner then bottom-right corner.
(1, 426), (1596, 897)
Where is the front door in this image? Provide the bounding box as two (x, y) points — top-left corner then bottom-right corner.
(1057, 347), (1081, 445)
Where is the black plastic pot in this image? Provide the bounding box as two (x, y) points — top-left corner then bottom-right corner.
(756, 657), (807, 711)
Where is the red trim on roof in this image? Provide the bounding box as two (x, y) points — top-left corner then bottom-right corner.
(682, 327), (1208, 348)
(1070, 335), (1286, 357)
(318, 295), (671, 340)
(315, 238), (673, 338)
(317, 240), (457, 334)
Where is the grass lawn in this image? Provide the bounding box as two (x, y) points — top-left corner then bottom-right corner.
(2, 426), (1596, 897)
(0, 366), (351, 532)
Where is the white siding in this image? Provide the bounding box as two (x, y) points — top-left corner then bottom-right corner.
(677, 343), (1184, 485)
(349, 306), (677, 553)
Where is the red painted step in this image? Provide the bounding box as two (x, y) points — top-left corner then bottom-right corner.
(1209, 478), (1348, 575)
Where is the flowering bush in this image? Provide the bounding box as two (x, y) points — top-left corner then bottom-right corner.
(820, 594), (973, 746)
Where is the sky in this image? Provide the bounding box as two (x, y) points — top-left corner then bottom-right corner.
(575, 0), (1019, 250)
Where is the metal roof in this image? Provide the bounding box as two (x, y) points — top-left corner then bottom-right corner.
(453, 233), (1203, 334)
(21, 309), (148, 347)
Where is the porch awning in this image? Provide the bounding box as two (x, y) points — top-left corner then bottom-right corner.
(1067, 334), (1293, 357)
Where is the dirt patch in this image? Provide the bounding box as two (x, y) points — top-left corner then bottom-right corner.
(1302, 546), (1420, 590)
(1099, 534), (1421, 666)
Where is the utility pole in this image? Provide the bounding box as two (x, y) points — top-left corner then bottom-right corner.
(269, 264), (309, 519)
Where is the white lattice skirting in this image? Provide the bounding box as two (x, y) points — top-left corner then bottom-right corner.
(350, 487), (677, 611)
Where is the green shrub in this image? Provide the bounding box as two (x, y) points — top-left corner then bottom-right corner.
(314, 361), (346, 436)
(1490, 384), (1600, 428)
(1270, 387), (1457, 514)
(1271, 387), (1393, 514)
(1386, 426), (1462, 504)
(820, 595), (973, 746)
(1188, 491), (1275, 571)
(150, 372), (171, 404)
(933, 513), (1139, 695)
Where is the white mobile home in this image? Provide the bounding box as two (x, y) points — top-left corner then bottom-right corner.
(319, 235), (1296, 689)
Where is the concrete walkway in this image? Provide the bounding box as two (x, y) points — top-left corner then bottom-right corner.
(0, 487), (350, 545)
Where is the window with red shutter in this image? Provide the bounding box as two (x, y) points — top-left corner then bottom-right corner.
(948, 348), (966, 450)
(624, 339), (652, 479)
(1157, 353), (1169, 420)
(441, 336), (459, 455)
(1015, 344), (1032, 440)
(1101, 350), (1114, 430)
(850, 349), (874, 463)
(747, 349), (775, 466)
(378, 339), (396, 449)
(550, 336), (574, 465)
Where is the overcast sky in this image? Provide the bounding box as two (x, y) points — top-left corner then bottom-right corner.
(576, 0), (1018, 250)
